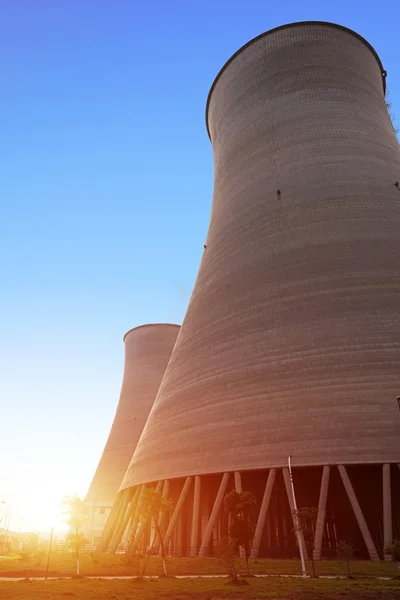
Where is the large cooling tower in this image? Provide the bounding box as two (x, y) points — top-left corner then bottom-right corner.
(84, 323), (179, 542)
(103, 22), (400, 560)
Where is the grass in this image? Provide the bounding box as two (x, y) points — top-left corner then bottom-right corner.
(1, 575), (400, 599)
(1, 552), (400, 579)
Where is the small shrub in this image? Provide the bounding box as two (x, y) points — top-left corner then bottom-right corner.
(336, 539), (355, 577)
(216, 536), (238, 582)
(385, 539), (400, 568)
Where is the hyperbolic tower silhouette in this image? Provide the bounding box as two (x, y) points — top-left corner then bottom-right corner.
(100, 22), (400, 559)
(85, 323), (179, 543)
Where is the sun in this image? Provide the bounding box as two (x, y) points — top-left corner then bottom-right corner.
(22, 499), (68, 533)
(3, 464), (91, 535)
(9, 486), (75, 534)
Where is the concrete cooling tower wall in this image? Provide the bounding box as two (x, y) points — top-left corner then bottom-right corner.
(84, 323), (179, 542)
(101, 22), (400, 560)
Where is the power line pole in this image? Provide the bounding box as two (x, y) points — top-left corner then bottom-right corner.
(288, 455), (307, 578)
(3, 506), (12, 554)
(45, 527), (54, 581)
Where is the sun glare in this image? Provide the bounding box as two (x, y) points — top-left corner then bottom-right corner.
(20, 499), (68, 534)
(6, 486), (85, 535)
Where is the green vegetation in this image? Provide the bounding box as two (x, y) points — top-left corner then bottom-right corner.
(1, 552), (400, 578)
(1, 575), (400, 600)
(385, 540), (400, 568)
(19, 533), (39, 561)
(63, 495), (89, 577)
(223, 489), (257, 577)
(292, 506), (318, 577)
(216, 535), (240, 581)
(336, 539), (355, 578)
(132, 485), (175, 577)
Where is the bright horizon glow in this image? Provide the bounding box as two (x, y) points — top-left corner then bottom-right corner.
(2, 484), (84, 535)
(1, 1), (399, 538)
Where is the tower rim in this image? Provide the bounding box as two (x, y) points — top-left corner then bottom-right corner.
(205, 20), (387, 141)
(123, 323), (180, 343)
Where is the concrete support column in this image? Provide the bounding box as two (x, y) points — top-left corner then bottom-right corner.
(164, 477), (193, 550)
(97, 491), (124, 552)
(171, 521), (177, 556)
(109, 487), (135, 552)
(121, 497), (136, 549)
(250, 468), (276, 558)
(199, 472), (230, 557)
(155, 479), (170, 555)
(130, 481), (162, 554)
(338, 465), (379, 561)
(190, 475), (201, 556)
(383, 464), (392, 560)
(282, 467), (309, 560)
(177, 513), (183, 556)
(234, 471), (242, 493)
(128, 484), (145, 550)
(314, 466), (330, 560)
(234, 471), (245, 558)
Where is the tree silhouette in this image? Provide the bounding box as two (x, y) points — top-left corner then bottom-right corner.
(63, 495), (89, 576)
(224, 490), (256, 576)
(292, 507), (318, 577)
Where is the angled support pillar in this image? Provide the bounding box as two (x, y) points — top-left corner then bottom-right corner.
(154, 479), (170, 555)
(234, 471), (242, 493)
(234, 471), (245, 558)
(130, 481), (162, 554)
(160, 479), (171, 530)
(314, 465), (330, 560)
(282, 467), (309, 560)
(164, 477), (193, 551)
(127, 484), (145, 550)
(198, 472), (230, 557)
(177, 513), (183, 556)
(97, 491), (124, 552)
(109, 486), (138, 553)
(338, 465), (379, 561)
(121, 486), (140, 548)
(189, 475), (201, 557)
(383, 464), (392, 560)
(250, 468), (276, 558)
(108, 488), (134, 553)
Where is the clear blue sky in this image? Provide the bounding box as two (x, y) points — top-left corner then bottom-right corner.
(1, 0), (399, 532)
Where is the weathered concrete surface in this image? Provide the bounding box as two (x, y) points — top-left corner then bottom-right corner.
(85, 324), (179, 510)
(122, 22), (400, 488)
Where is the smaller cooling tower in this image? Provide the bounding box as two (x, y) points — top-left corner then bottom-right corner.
(84, 324), (179, 542)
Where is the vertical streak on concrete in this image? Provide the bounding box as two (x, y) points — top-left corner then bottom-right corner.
(314, 466), (330, 560)
(199, 472), (230, 557)
(383, 464), (392, 560)
(250, 468), (276, 557)
(190, 475), (201, 556)
(164, 477), (193, 549)
(338, 465), (379, 560)
(282, 468), (309, 560)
